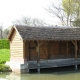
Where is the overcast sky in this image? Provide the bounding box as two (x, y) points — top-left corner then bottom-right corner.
(0, 0), (62, 29)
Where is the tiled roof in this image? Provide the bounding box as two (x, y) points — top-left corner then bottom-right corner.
(15, 25), (80, 40)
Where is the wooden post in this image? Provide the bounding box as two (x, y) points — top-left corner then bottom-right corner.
(23, 40), (29, 63)
(59, 41), (61, 55)
(75, 41), (77, 60)
(37, 41), (40, 64)
(75, 65), (77, 70)
(78, 41), (80, 55)
(72, 41), (77, 60)
(66, 42), (68, 58)
(37, 41), (40, 73)
(48, 41), (50, 59)
(28, 42), (31, 60)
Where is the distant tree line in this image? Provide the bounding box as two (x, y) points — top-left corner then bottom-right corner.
(0, 17), (48, 39)
(0, 26), (10, 39)
(13, 16), (48, 26)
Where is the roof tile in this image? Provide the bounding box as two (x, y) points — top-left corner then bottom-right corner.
(15, 25), (80, 40)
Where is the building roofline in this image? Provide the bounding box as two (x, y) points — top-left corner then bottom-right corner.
(8, 25), (23, 41)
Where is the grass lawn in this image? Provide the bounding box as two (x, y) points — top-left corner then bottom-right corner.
(0, 49), (10, 64)
(0, 49), (10, 72)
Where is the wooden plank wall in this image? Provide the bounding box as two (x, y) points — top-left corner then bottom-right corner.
(25, 41), (37, 60)
(26, 41), (67, 60)
(25, 41), (78, 60)
(24, 41), (29, 59)
(10, 30), (23, 58)
(59, 42), (67, 55)
(50, 41), (59, 58)
(25, 41), (68, 60)
(28, 41), (37, 60)
(77, 41), (80, 58)
(40, 41), (48, 59)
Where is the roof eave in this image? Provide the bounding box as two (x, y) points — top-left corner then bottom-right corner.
(7, 25), (23, 41)
(7, 25), (14, 41)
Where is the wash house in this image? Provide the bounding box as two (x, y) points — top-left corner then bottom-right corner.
(8, 25), (80, 73)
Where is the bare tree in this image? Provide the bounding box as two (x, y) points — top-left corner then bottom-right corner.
(13, 17), (48, 26)
(46, 2), (67, 26)
(13, 17), (31, 26)
(3, 29), (9, 38)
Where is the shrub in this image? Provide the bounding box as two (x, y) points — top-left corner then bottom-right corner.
(0, 39), (10, 49)
(0, 64), (10, 72)
(0, 61), (6, 64)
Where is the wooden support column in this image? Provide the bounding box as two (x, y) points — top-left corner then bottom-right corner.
(48, 41), (50, 59)
(72, 40), (77, 60)
(36, 41), (41, 73)
(78, 41), (80, 54)
(66, 41), (68, 58)
(75, 41), (77, 60)
(59, 42), (60, 55)
(23, 40), (28, 63)
(36, 41), (42, 63)
(29, 41), (31, 60)
(37, 41), (40, 64)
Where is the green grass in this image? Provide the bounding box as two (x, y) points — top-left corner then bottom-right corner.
(0, 49), (10, 64)
(0, 49), (10, 72)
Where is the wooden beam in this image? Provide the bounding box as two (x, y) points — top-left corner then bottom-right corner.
(77, 41), (79, 54)
(26, 41), (29, 61)
(72, 41), (75, 45)
(39, 41), (43, 46)
(29, 41), (31, 60)
(71, 40), (78, 60)
(37, 41), (40, 63)
(59, 42), (60, 55)
(66, 41), (68, 58)
(48, 42), (50, 59)
(34, 41), (42, 46)
(75, 40), (77, 60)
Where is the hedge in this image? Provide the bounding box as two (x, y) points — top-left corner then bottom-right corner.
(0, 39), (10, 49)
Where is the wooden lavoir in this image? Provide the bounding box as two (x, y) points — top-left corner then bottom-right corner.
(8, 25), (80, 73)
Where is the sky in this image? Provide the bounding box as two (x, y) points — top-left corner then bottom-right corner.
(0, 0), (62, 29)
